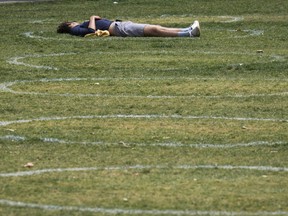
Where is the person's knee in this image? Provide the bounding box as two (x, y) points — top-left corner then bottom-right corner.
(144, 25), (161, 36)
(151, 25), (162, 33)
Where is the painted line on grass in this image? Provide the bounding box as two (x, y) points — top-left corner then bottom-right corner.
(1, 135), (286, 148)
(40, 139), (288, 148)
(23, 31), (85, 41)
(6, 53), (75, 70)
(1, 199), (287, 216)
(206, 28), (264, 38)
(26, 27), (265, 41)
(1, 164), (288, 177)
(228, 29), (264, 38)
(0, 0), (53, 3)
(24, 27), (264, 41)
(1, 77), (287, 98)
(0, 135), (26, 141)
(7, 50), (286, 72)
(0, 165), (288, 215)
(0, 114), (287, 127)
(22, 14), (245, 41)
(1, 12), (286, 216)
(219, 16), (244, 23)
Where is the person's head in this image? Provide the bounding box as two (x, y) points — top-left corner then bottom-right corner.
(57, 21), (79, 34)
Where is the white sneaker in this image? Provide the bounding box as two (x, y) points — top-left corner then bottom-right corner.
(189, 20), (200, 37)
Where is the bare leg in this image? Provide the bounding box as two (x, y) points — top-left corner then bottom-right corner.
(143, 21), (200, 37)
(143, 25), (183, 37)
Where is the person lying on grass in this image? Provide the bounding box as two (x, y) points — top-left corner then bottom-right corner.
(57, 15), (200, 38)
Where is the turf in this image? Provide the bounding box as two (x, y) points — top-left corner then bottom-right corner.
(0, 0), (288, 215)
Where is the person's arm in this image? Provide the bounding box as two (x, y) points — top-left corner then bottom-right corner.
(88, 15), (101, 31)
(69, 16), (102, 37)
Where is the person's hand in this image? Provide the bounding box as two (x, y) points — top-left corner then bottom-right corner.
(91, 15), (101, 20)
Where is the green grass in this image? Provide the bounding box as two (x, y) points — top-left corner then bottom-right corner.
(0, 0), (288, 215)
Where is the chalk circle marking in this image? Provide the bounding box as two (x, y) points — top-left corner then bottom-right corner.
(1, 77), (288, 98)
(6, 53), (76, 70)
(0, 0), (53, 3)
(1, 164), (288, 177)
(0, 8), (286, 215)
(0, 114), (287, 127)
(7, 50), (286, 73)
(0, 199), (287, 216)
(0, 135), (286, 149)
(0, 165), (288, 215)
(22, 15), (246, 40)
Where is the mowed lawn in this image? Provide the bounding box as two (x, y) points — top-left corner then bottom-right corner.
(0, 0), (287, 215)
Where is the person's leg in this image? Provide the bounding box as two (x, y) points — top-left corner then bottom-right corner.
(143, 25), (182, 37)
(112, 21), (200, 37)
(144, 20), (200, 37)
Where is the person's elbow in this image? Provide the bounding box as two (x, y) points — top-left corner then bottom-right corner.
(88, 28), (96, 33)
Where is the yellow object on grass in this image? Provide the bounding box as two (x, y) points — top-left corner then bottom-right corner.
(84, 30), (110, 38)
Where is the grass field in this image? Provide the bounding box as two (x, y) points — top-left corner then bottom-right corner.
(0, 0), (288, 215)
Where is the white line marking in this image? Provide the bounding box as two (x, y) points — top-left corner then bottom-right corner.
(0, 199), (287, 216)
(7, 53), (75, 70)
(0, 0), (53, 3)
(7, 50), (286, 71)
(228, 29), (264, 38)
(0, 165), (287, 215)
(1, 14), (285, 216)
(1, 164), (288, 177)
(23, 31), (84, 41)
(219, 16), (244, 23)
(1, 77), (287, 98)
(0, 135), (26, 141)
(22, 15), (245, 41)
(42, 138), (288, 148)
(1, 165), (287, 214)
(1, 135), (286, 148)
(0, 114), (287, 127)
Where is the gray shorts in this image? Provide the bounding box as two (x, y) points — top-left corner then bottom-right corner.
(113, 21), (147, 37)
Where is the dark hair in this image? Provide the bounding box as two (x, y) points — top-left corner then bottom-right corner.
(57, 22), (72, 34)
